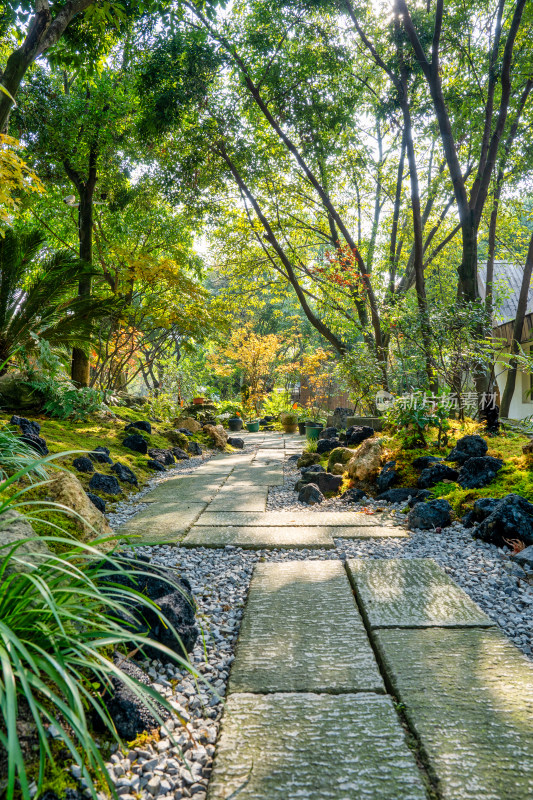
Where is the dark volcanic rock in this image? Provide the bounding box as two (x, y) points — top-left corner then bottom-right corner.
(412, 455), (442, 470)
(342, 488), (368, 503)
(72, 456), (94, 473)
(111, 462), (138, 485)
(481, 403), (500, 435)
(188, 441), (202, 456)
(457, 456), (503, 489)
(317, 472), (343, 494)
(319, 426), (338, 440)
(408, 499), (452, 530)
(376, 461), (398, 493)
(21, 432), (48, 455)
(172, 447), (190, 459)
(512, 545), (533, 571)
(98, 655), (167, 740)
(407, 490), (433, 507)
(147, 459), (166, 471)
(473, 494), (533, 547)
(377, 487), (429, 505)
(125, 420), (152, 435)
(89, 445), (113, 464)
(86, 492), (105, 513)
(227, 436), (244, 449)
(447, 434), (488, 464)
(10, 415), (40, 435)
(298, 483), (324, 505)
(88, 473), (121, 495)
(461, 498), (500, 528)
(417, 463), (458, 488)
(123, 433), (148, 455)
(148, 447), (175, 465)
(316, 437), (341, 454)
(346, 426), (374, 446)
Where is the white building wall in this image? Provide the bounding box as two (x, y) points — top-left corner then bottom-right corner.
(495, 358), (533, 420)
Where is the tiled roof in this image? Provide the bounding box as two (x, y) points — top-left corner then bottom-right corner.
(478, 260), (533, 325)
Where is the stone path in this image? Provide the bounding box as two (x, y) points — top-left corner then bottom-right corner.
(122, 432), (533, 798)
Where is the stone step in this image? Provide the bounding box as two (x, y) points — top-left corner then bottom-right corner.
(194, 511), (395, 527)
(205, 494), (268, 512)
(229, 560), (384, 694)
(374, 627), (533, 800)
(347, 558), (494, 628)
(207, 693), (428, 800)
(181, 526), (335, 549)
(117, 505), (204, 543)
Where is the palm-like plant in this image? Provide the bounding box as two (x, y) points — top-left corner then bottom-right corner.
(0, 229), (117, 368)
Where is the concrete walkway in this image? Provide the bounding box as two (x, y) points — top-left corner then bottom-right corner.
(122, 432), (533, 798)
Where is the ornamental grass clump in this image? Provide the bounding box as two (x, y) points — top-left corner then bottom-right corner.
(0, 457), (199, 800)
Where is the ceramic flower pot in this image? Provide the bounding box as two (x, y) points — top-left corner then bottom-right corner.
(246, 420), (260, 432)
(228, 417), (243, 431)
(305, 422), (323, 440)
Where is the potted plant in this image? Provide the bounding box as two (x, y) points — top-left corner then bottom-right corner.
(192, 396), (205, 405)
(246, 419), (260, 432)
(228, 414), (243, 431)
(280, 411), (298, 433)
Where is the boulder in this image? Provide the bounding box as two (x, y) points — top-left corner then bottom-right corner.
(188, 441), (202, 456)
(227, 436), (244, 449)
(161, 429), (189, 449)
(88, 472), (122, 496)
(346, 438), (383, 482)
(172, 447), (190, 460)
(376, 461), (398, 493)
(72, 456), (94, 474)
(98, 655), (167, 740)
(461, 497), (500, 528)
(176, 417), (202, 434)
(177, 428), (194, 436)
(328, 407), (354, 429)
(331, 463), (345, 476)
(377, 487), (428, 505)
(298, 484), (324, 505)
(147, 459), (166, 471)
(412, 455), (442, 470)
(0, 371), (42, 410)
(522, 439), (533, 457)
(473, 494), (533, 547)
(317, 437), (341, 454)
(111, 462), (138, 485)
(511, 545), (533, 571)
(89, 446), (113, 464)
(407, 490), (433, 507)
(86, 492), (106, 514)
(447, 434), (488, 464)
(148, 447), (175, 466)
(317, 472), (343, 494)
(297, 466), (325, 488)
(327, 447), (354, 471)
(417, 463), (458, 488)
(0, 509), (51, 576)
(123, 433), (148, 455)
(203, 424), (228, 449)
(457, 456), (503, 489)
(301, 464), (325, 475)
(319, 426), (338, 440)
(342, 488), (368, 503)
(21, 432), (48, 455)
(346, 426), (374, 446)
(97, 556), (198, 655)
(49, 471), (112, 537)
(10, 415), (41, 435)
(297, 452), (322, 468)
(125, 420), (152, 435)
(295, 478), (317, 491)
(408, 499), (452, 530)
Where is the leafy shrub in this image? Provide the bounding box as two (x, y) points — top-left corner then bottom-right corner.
(386, 393), (451, 448)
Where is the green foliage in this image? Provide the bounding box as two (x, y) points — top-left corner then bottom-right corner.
(261, 391), (296, 419)
(386, 394), (452, 449)
(0, 427), (48, 482)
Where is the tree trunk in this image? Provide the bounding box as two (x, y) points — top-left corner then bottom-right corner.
(500, 231), (533, 417)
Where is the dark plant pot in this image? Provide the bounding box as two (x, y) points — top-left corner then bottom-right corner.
(298, 421), (311, 435)
(228, 417), (243, 431)
(246, 420), (260, 432)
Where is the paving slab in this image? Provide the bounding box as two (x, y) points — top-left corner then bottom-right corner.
(118, 505), (203, 542)
(181, 526), (335, 549)
(207, 692), (427, 800)
(205, 494), (268, 512)
(374, 627), (533, 800)
(195, 511), (395, 527)
(228, 561), (384, 693)
(142, 481), (223, 504)
(347, 558), (494, 628)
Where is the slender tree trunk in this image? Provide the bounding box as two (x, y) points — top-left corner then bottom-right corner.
(500, 231), (533, 417)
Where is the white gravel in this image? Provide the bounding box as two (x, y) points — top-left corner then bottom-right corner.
(96, 443), (532, 800)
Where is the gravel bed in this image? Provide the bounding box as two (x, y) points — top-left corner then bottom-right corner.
(97, 445), (532, 800)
